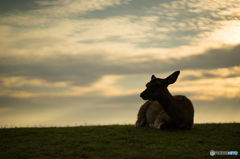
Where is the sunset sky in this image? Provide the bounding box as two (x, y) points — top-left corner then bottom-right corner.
(0, 0), (240, 127)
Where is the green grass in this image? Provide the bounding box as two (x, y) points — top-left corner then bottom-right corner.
(0, 123), (239, 159)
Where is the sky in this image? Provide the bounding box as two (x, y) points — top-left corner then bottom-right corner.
(0, 0), (240, 127)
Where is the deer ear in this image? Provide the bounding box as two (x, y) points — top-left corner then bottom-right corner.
(151, 75), (156, 80)
(165, 70), (180, 84)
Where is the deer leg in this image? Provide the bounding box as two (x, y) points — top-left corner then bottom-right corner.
(149, 114), (167, 130)
(136, 101), (151, 127)
(149, 121), (167, 130)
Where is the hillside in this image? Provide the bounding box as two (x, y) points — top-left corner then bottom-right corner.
(0, 123), (239, 158)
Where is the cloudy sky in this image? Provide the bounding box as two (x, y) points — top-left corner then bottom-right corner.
(0, 0), (240, 127)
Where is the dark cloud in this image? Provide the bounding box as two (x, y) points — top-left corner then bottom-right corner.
(0, 97), (29, 108)
(1, 93), (239, 117)
(0, 0), (40, 14)
(0, 95), (98, 110)
(176, 44), (240, 70)
(0, 54), (108, 86)
(1, 44), (240, 87)
(119, 43), (240, 75)
(193, 97), (240, 108)
(81, 0), (177, 19)
(181, 71), (240, 81)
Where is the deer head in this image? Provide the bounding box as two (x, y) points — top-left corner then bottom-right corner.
(140, 70), (180, 101)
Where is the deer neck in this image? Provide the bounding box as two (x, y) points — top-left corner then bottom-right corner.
(156, 88), (185, 123)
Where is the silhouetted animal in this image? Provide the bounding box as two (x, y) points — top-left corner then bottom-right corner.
(136, 71), (194, 130)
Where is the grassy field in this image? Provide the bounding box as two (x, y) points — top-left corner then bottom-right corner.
(0, 123), (239, 159)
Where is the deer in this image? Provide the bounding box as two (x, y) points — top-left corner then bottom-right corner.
(135, 70), (194, 130)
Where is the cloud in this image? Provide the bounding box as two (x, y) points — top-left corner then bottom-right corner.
(1, 1), (240, 100)
(1, 43), (240, 86)
(1, 43), (240, 102)
(1, 0), (131, 18)
(0, 15), (163, 57)
(181, 66), (240, 81)
(1, 0), (239, 61)
(1, 94), (239, 127)
(175, 44), (240, 70)
(147, 0), (240, 48)
(171, 77), (240, 100)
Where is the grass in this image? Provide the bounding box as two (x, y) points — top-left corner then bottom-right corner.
(0, 123), (239, 159)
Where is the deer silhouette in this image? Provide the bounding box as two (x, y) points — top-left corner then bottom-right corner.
(136, 70), (194, 130)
